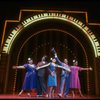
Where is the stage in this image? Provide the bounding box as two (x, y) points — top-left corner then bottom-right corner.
(0, 94), (99, 99)
(0, 1), (100, 98)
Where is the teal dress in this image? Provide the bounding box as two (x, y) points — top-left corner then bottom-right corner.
(48, 63), (57, 87)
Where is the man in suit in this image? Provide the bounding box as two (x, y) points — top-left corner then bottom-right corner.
(36, 56), (48, 97)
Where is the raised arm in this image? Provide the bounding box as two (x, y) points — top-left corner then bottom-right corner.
(51, 48), (63, 65)
(13, 66), (25, 69)
(54, 53), (64, 66)
(36, 63), (50, 70)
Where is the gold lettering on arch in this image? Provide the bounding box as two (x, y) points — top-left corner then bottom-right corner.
(2, 13), (100, 57)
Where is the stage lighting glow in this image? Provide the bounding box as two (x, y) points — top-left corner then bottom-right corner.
(2, 13), (100, 57)
(3, 24), (23, 54)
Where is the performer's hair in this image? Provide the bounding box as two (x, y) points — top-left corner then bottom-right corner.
(27, 57), (33, 63)
(28, 58), (32, 61)
(50, 57), (56, 62)
(42, 55), (48, 62)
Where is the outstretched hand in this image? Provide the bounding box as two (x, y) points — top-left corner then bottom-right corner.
(51, 48), (57, 58)
(12, 66), (17, 69)
(89, 67), (93, 71)
(51, 48), (56, 54)
(51, 71), (55, 76)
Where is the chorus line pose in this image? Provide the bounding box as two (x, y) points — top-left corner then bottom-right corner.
(13, 58), (37, 97)
(36, 56), (71, 98)
(69, 60), (92, 98)
(47, 57), (57, 98)
(51, 48), (71, 98)
(36, 55), (48, 97)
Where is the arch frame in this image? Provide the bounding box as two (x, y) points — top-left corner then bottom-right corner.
(1, 11), (100, 57)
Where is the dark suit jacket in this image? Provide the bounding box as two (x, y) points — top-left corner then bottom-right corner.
(37, 61), (47, 77)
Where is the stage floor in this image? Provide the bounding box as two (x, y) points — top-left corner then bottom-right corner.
(0, 94), (100, 99)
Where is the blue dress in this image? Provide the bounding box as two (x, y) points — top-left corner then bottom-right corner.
(48, 63), (57, 87)
(22, 64), (37, 90)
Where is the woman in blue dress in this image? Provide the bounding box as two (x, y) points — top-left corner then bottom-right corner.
(47, 58), (57, 98)
(13, 58), (37, 96)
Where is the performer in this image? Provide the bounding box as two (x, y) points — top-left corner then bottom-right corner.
(47, 57), (57, 98)
(36, 55), (49, 97)
(51, 48), (71, 98)
(35, 49), (70, 98)
(13, 58), (37, 97)
(70, 60), (92, 98)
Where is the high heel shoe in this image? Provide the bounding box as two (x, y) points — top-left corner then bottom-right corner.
(27, 93), (31, 97)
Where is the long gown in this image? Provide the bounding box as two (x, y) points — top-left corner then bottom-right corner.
(70, 66), (81, 89)
(22, 64), (37, 91)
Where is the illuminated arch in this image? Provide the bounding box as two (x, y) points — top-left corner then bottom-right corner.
(2, 12), (100, 57)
